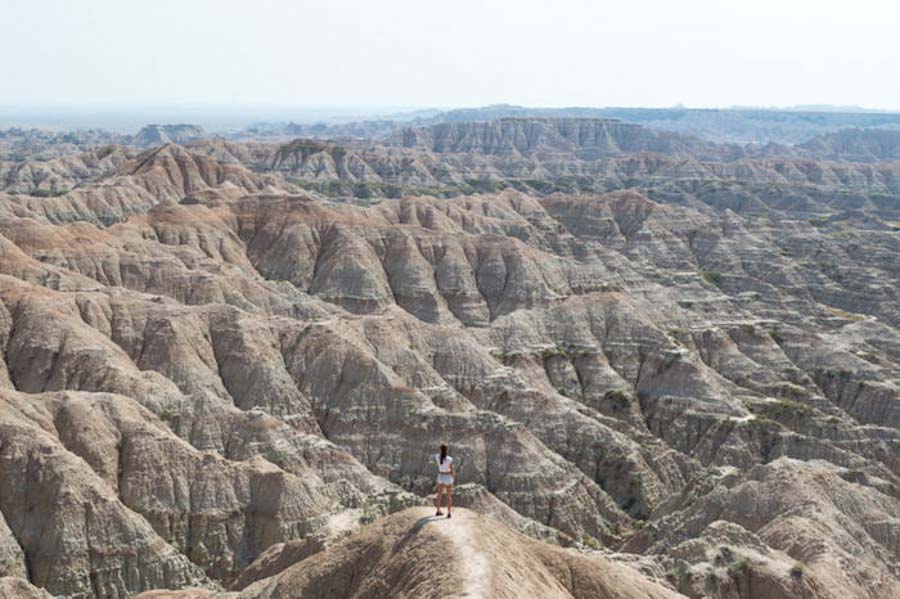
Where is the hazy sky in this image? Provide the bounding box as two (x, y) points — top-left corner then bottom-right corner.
(4, 0), (900, 111)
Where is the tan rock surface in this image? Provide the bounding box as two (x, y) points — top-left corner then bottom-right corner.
(0, 132), (896, 598)
(0, 577), (54, 598)
(236, 507), (682, 599)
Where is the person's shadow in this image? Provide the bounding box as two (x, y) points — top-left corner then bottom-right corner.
(391, 515), (443, 555)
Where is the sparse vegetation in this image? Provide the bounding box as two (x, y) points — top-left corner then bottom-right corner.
(580, 534), (601, 550)
(743, 415), (780, 430)
(603, 389), (632, 407)
(700, 271), (724, 286)
(5, 96), (900, 598)
(772, 381), (810, 398)
(769, 399), (813, 416)
(666, 562), (689, 582)
(727, 558), (752, 577)
(29, 188), (69, 197)
(290, 177), (458, 199)
(490, 343), (599, 364)
(157, 407), (178, 428)
(540, 346), (568, 359)
(463, 178), (507, 194)
(824, 306), (866, 321)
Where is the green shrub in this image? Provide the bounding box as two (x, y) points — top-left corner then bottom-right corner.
(701, 271), (724, 286)
(666, 561), (689, 582)
(728, 558), (751, 577)
(770, 399), (813, 416)
(158, 407), (177, 428)
(580, 534), (601, 550)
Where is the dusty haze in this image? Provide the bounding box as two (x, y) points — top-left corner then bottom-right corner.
(3, 0), (899, 110)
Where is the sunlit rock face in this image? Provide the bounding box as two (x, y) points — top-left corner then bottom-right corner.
(0, 121), (897, 598)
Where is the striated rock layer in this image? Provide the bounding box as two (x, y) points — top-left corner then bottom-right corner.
(136, 508), (683, 599)
(0, 132), (896, 598)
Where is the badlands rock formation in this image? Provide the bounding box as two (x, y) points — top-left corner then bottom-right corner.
(0, 118), (897, 598)
(799, 128), (900, 162)
(406, 104), (900, 144)
(139, 508), (682, 598)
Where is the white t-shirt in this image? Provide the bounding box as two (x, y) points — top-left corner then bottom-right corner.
(435, 454), (453, 473)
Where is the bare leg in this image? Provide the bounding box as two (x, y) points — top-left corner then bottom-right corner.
(446, 486), (452, 516)
(435, 484), (444, 515)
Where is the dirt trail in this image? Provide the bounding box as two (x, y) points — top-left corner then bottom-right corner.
(434, 511), (493, 598)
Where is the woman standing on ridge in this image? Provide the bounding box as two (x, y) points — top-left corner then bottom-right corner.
(434, 444), (454, 518)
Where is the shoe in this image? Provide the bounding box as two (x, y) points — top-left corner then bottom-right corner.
(436, 510), (443, 516)
(447, 513), (452, 519)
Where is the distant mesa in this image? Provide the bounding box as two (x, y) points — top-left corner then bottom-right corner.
(392, 117), (735, 160)
(132, 123), (207, 147)
(799, 128), (900, 162)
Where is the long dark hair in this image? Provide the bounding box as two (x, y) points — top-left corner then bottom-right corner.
(440, 444), (448, 464)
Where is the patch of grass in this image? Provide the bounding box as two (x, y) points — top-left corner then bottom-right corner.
(29, 188), (69, 197)
(772, 381), (810, 398)
(770, 399), (813, 416)
(854, 350), (879, 365)
(540, 346), (567, 359)
(824, 306), (866, 322)
(490, 349), (510, 361)
(524, 179), (558, 194)
(743, 416), (779, 430)
(666, 562), (689, 581)
(700, 271), (724, 286)
(580, 534), (601, 550)
(808, 215), (830, 227)
(727, 558), (752, 577)
(289, 177), (458, 200)
(157, 407), (178, 428)
(463, 178), (507, 194)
